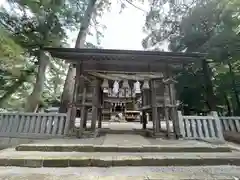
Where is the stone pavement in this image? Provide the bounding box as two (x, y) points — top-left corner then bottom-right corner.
(0, 134), (238, 167)
(0, 166), (239, 179)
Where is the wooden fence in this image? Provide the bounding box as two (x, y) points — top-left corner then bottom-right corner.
(177, 111), (224, 141)
(0, 112), (69, 139)
(219, 116), (240, 132)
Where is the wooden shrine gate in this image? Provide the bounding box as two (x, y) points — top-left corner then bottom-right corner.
(44, 48), (206, 138)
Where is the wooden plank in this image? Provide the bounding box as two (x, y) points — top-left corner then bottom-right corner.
(23, 115), (31, 133)
(1, 115), (9, 133)
(196, 119), (204, 138)
(222, 119), (230, 131)
(220, 116), (240, 120)
(191, 119), (198, 138)
(17, 115), (26, 133)
(177, 111), (185, 137)
(208, 119), (215, 138)
(51, 116), (59, 135)
(46, 116), (53, 134)
(10, 114), (20, 134)
(57, 116), (65, 135)
(40, 116), (47, 134)
(34, 115), (42, 134)
(229, 119), (236, 132)
(202, 119), (210, 138)
(0, 114), (4, 131)
(0, 112), (66, 117)
(29, 115), (37, 133)
(182, 115), (214, 120)
(5, 115), (14, 133)
(184, 118), (191, 137)
(211, 111), (224, 140)
(63, 109), (71, 135)
(3, 115), (10, 132)
(234, 119), (240, 132)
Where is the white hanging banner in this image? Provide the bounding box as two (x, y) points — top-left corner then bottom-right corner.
(134, 81), (141, 94)
(113, 80), (119, 95)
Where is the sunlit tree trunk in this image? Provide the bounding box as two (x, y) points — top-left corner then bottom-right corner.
(25, 51), (49, 112)
(202, 59), (217, 111)
(59, 0), (97, 113)
(227, 58), (240, 115)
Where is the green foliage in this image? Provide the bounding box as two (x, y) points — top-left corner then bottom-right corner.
(144, 0), (240, 115)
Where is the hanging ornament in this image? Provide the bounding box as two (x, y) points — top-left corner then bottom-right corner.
(134, 81), (141, 94)
(101, 79), (109, 94)
(142, 80), (150, 89)
(122, 79), (130, 89)
(113, 80), (119, 95)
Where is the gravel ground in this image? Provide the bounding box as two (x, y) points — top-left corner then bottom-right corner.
(0, 166), (239, 179)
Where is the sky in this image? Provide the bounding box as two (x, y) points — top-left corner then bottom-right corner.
(90, 1), (149, 50)
(0, 0), (149, 50)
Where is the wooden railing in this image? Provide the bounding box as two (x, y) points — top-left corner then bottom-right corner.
(0, 112), (69, 138)
(177, 111), (224, 141)
(220, 116), (240, 132)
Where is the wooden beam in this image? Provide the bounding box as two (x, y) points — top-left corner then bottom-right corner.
(44, 47), (206, 59)
(88, 72), (164, 80)
(66, 59), (186, 67)
(70, 62), (183, 73)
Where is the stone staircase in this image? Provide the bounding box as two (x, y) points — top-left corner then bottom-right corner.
(1, 135), (240, 168)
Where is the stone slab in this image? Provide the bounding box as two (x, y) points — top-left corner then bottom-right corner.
(15, 144), (233, 153)
(0, 150), (240, 167)
(0, 166), (240, 179)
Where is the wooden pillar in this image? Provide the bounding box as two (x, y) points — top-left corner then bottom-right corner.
(150, 80), (159, 134)
(142, 111), (147, 129)
(98, 108), (102, 128)
(67, 65), (79, 134)
(91, 79), (100, 130)
(98, 90), (103, 128)
(79, 87), (86, 132)
(169, 81), (181, 138)
(83, 108), (88, 128)
(164, 83), (171, 138)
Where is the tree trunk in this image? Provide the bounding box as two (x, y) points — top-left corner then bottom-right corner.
(59, 0), (97, 113)
(223, 92), (232, 116)
(202, 59), (217, 111)
(25, 51), (49, 112)
(227, 59), (240, 115)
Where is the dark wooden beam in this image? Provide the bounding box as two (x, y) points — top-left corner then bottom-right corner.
(50, 52), (199, 64)
(71, 61), (183, 73)
(43, 47), (206, 59)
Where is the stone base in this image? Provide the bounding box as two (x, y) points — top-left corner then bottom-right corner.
(1, 153), (240, 167)
(15, 144), (233, 153)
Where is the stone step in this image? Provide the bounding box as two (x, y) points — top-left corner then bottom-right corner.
(1, 150), (240, 167)
(15, 144), (233, 152)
